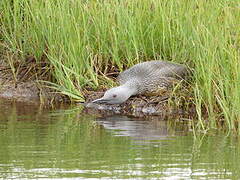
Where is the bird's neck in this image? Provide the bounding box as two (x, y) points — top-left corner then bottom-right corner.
(120, 82), (138, 96)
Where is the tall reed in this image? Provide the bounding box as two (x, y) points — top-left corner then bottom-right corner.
(0, 0), (239, 132)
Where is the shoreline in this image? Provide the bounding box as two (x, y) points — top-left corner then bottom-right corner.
(0, 73), (195, 118)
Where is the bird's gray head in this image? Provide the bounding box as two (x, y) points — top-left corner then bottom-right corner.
(92, 86), (133, 104)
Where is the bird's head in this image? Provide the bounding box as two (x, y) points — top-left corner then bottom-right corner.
(92, 86), (133, 104)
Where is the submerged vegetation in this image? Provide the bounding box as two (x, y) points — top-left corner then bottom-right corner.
(0, 0), (239, 132)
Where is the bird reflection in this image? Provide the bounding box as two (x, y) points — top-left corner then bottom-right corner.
(96, 115), (180, 142)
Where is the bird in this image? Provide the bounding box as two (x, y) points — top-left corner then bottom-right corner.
(92, 60), (189, 104)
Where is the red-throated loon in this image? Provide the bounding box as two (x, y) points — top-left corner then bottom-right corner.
(92, 60), (188, 104)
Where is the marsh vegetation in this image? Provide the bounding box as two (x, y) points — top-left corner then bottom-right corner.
(0, 0), (239, 133)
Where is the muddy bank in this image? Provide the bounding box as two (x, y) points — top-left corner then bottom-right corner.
(0, 72), (67, 104)
(0, 79), (67, 104)
(0, 60), (67, 104)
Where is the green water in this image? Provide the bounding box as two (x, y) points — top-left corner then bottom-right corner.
(0, 100), (240, 179)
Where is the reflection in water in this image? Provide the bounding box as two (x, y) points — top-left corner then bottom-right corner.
(0, 99), (240, 179)
(97, 116), (171, 141)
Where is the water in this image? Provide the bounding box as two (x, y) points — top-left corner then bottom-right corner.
(0, 100), (240, 179)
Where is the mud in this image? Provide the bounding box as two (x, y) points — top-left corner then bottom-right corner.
(0, 60), (67, 104)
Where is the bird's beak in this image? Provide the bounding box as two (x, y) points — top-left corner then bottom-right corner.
(92, 97), (109, 104)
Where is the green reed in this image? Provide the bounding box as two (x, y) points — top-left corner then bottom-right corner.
(0, 0), (239, 132)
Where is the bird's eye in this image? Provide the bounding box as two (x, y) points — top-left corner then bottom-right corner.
(113, 94), (117, 98)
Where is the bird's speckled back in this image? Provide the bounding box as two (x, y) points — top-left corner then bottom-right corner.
(117, 60), (188, 94)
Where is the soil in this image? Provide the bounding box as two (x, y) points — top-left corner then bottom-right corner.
(0, 58), (68, 105)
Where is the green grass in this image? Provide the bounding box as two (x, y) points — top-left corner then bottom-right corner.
(0, 0), (239, 133)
